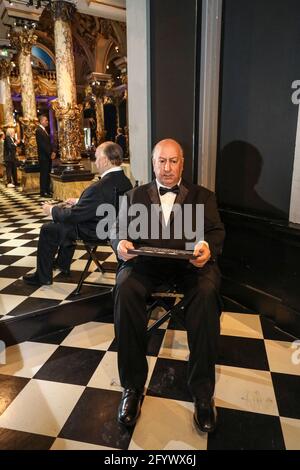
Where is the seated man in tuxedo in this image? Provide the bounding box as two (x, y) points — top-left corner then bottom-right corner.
(23, 141), (132, 287)
(111, 139), (225, 433)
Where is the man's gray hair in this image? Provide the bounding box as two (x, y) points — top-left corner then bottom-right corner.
(101, 141), (123, 165)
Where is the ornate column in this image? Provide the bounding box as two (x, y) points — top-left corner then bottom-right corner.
(0, 58), (15, 129)
(50, 0), (93, 199)
(51, 0), (82, 163)
(114, 56), (129, 158)
(89, 73), (112, 144)
(11, 27), (38, 163)
(47, 100), (56, 147)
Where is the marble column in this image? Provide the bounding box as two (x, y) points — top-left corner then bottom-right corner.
(47, 101), (56, 147)
(90, 73), (112, 144)
(114, 57), (129, 158)
(50, 0), (93, 199)
(51, 0), (82, 163)
(0, 58), (15, 129)
(11, 27), (38, 162)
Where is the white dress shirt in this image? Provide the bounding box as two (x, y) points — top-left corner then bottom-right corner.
(156, 179), (209, 251)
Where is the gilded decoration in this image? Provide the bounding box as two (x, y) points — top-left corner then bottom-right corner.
(51, 100), (82, 162)
(19, 117), (39, 160)
(50, 0), (76, 22)
(10, 29), (38, 56)
(0, 60), (12, 79)
(73, 13), (124, 55)
(10, 69), (57, 96)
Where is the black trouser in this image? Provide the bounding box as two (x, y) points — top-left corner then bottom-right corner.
(39, 159), (52, 195)
(5, 160), (18, 185)
(36, 222), (77, 282)
(114, 258), (222, 400)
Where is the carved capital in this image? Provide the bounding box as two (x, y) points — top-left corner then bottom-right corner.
(51, 100), (82, 162)
(0, 59), (12, 79)
(51, 0), (76, 22)
(10, 29), (37, 56)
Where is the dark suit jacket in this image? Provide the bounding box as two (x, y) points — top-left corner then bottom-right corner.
(116, 134), (127, 156)
(52, 170), (132, 241)
(112, 179), (225, 260)
(4, 136), (17, 162)
(36, 126), (52, 161)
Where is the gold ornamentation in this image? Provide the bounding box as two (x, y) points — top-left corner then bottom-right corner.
(51, 100), (83, 162)
(19, 117), (39, 161)
(51, 0), (76, 22)
(0, 60), (12, 80)
(10, 29), (38, 56)
(11, 71), (57, 97)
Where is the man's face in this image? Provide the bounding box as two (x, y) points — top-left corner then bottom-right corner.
(41, 117), (48, 128)
(95, 147), (107, 175)
(153, 141), (184, 187)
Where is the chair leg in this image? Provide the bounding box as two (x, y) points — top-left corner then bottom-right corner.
(74, 255), (94, 295)
(147, 298), (186, 333)
(89, 246), (105, 274)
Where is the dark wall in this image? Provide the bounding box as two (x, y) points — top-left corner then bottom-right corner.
(217, 0), (300, 219)
(150, 0), (201, 182)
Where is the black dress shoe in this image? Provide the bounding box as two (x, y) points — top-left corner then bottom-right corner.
(40, 193), (52, 198)
(194, 398), (217, 434)
(118, 388), (143, 427)
(23, 272), (52, 286)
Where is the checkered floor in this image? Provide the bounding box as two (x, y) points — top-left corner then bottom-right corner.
(0, 184), (300, 450)
(0, 184), (116, 321)
(0, 312), (300, 450)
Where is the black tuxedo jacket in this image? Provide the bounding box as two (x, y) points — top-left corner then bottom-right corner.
(4, 136), (17, 162)
(52, 170), (132, 241)
(112, 179), (225, 260)
(36, 126), (52, 161)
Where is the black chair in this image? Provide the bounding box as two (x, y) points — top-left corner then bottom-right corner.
(73, 239), (111, 295)
(146, 281), (187, 333)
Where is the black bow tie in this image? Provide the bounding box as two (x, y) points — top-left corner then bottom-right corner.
(159, 185), (180, 196)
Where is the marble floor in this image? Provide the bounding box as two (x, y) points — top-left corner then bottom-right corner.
(0, 184), (300, 450)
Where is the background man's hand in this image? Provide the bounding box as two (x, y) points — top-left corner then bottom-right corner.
(65, 198), (78, 206)
(42, 203), (53, 216)
(117, 240), (138, 261)
(190, 242), (211, 268)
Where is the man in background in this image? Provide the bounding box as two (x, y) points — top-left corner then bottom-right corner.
(115, 127), (127, 159)
(36, 114), (55, 197)
(4, 128), (18, 188)
(23, 141), (132, 287)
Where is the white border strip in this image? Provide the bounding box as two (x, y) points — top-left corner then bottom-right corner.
(126, 0), (152, 185)
(197, 0), (222, 191)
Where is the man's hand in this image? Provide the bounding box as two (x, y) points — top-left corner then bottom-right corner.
(65, 198), (78, 206)
(51, 152), (56, 160)
(42, 203), (53, 216)
(190, 242), (211, 268)
(117, 240), (138, 261)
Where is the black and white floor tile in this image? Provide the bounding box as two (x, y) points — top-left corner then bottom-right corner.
(0, 184), (300, 450)
(0, 312), (299, 450)
(0, 184), (116, 321)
